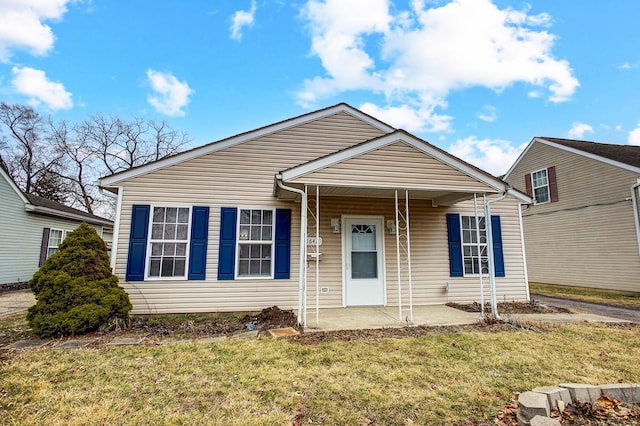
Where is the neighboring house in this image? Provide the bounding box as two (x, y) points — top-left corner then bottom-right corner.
(99, 103), (532, 324)
(0, 166), (114, 286)
(503, 137), (640, 292)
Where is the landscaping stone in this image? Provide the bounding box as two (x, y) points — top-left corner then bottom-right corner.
(518, 391), (550, 425)
(532, 386), (572, 410)
(2, 339), (49, 350)
(107, 337), (146, 346)
(599, 383), (640, 403)
(54, 338), (98, 349)
(559, 383), (602, 403)
(268, 327), (299, 338)
(530, 415), (561, 426)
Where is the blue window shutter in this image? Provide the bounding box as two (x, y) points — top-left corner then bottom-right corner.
(274, 209), (292, 279)
(217, 207), (237, 280)
(188, 206), (209, 280)
(126, 205), (150, 281)
(446, 213), (463, 277)
(491, 215), (505, 277)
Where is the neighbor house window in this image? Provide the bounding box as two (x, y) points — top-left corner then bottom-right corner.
(461, 216), (488, 275)
(531, 169), (550, 204)
(237, 209), (274, 278)
(148, 206), (191, 278)
(47, 229), (67, 258)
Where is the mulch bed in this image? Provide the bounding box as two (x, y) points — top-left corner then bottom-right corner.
(446, 301), (572, 314)
(0, 282), (29, 294)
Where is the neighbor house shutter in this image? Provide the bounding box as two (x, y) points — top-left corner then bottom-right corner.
(524, 173), (533, 198)
(446, 213), (463, 277)
(188, 206), (209, 280)
(126, 204), (150, 281)
(547, 166), (558, 202)
(491, 215), (505, 277)
(274, 209), (292, 279)
(217, 207), (237, 280)
(39, 228), (50, 267)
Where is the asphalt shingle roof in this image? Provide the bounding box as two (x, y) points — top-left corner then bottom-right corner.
(24, 193), (112, 224)
(540, 137), (640, 169)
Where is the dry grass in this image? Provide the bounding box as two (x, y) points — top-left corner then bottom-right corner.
(1, 320), (639, 425)
(530, 282), (640, 310)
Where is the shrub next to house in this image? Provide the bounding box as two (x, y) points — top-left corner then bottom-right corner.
(27, 223), (131, 337)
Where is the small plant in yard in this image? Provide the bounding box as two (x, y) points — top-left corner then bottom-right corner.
(26, 223), (131, 338)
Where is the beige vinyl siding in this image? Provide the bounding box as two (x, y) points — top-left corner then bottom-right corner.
(114, 112), (387, 314)
(0, 177), (110, 284)
(303, 195), (528, 311)
(505, 141), (640, 292)
(289, 141), (494, 192)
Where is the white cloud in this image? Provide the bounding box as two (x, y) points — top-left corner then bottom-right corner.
(567, 122), (593, 139)
(230, 1), (257, 41)
(628, 123), (640, 146)
(0, 0), (72, 62)
(11, 66), (73, 110)
(298, 0), (579, 129)
(146, 70), (194, 117)
(360, 100), (451, 132)
(618, 61), (639, 70)
(477, 105), (497, 122)
(449, 136), (527, 176)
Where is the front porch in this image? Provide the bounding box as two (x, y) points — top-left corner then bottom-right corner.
(300, 304), (481, 331)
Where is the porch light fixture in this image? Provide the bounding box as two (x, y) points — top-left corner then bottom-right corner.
(386, 220), (396, 234)
(331, 218), (340, 233)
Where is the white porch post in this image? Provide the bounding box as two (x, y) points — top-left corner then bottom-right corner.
(395, 189), (413, 324)
(473, 193), (485, 318)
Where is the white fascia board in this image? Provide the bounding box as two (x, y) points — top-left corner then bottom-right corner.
(25, 204), (114, 227)
(0, 166), (29, 204)
(100, 103), (396, 187)
(507, 188), (532, 204)
(281, 132), (507, 192)
(537, 138), (640, 174)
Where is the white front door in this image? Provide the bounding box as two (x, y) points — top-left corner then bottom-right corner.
(344, 217), (385, 306)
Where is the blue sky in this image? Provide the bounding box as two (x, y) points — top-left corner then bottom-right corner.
(1, 0), (640, 175)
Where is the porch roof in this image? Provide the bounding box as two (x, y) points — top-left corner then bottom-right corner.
(274, 130), (529, 205)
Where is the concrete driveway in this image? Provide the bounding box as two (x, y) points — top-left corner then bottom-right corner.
(531, 294), (640, 323)
(0, 290), (35, 317)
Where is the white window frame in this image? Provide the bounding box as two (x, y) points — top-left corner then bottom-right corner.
(460, 215), (488, 277)
(145, 205), (192, 280)
(46, 229), (69, 259)
(235, 207), (275, 279)
(531, 168), (550, 205)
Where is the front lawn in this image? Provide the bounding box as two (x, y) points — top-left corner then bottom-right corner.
(1, 316), (639, 425)
(530, 282), (640, 310)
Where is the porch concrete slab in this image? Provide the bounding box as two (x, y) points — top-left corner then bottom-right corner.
(304, 305), (480, 332)
(0, 290), (35, 317)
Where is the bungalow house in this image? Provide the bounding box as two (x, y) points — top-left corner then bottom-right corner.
(99, 103), (532, 325)
(503, 137), (640, 292)
(0, 165), (114, 286)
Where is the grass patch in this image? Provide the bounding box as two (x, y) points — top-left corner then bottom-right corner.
(530, 282), (640, 310)
(1, 319), (639, 425)
(0, 313), (34, 345)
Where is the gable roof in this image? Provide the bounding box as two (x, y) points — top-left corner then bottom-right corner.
(277, 130), (532, 204)
(1, 165), (113, 227)
(100, 103), (396, 187)
(504, 136), (640, 179)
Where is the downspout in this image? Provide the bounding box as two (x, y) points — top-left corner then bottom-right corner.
(631, 180), (640, 255)
(484, 192), (507, 319)
(99, 186), (122, 271)
(276, 177), (308, 327)
(518, 203), (530, 301)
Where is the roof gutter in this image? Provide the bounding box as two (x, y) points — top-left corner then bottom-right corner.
(631, 179), (640, 256)
(276, 175), (307, 327)
(24, 204), (113, 227)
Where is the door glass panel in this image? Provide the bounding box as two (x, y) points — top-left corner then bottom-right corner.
(352, 252), (377, 279)
(351, 225), (376, 250)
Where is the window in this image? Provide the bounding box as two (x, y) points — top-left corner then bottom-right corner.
(47, 229), (67, 258)
(461, 216), (488, 276)
(148, 206), (190, 278)
(237, 209), (274, 277)
(531, 168), (550, 204)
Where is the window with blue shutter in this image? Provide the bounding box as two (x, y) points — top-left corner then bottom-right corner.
(126, 204), (150, 281)
(274, 209), (291, 279)
(188, 206), (209, 280)
(446, 213), (463, 277)
(218, 207), (237, 280)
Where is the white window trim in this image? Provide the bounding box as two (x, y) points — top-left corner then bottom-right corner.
(234, 207), (276, 280)
(145, 205), (192, 281)
(531, 167), (550, 205)
(460, 215), (488, 277)
(46, 228), (69, 259)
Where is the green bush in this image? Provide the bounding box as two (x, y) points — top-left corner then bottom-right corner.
(27, 223), (131, 337)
